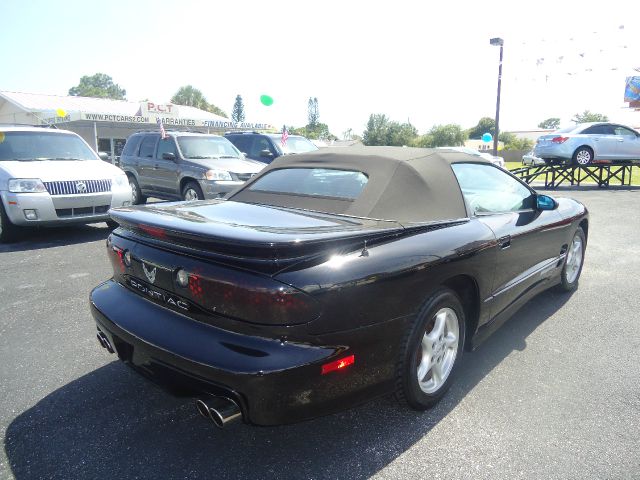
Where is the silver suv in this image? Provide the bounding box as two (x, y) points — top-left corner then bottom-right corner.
(119, 131), (266, 204)
(0, 126), (132, 242)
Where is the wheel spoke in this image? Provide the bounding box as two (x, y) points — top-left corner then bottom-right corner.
(444, 332), (457, 348)
(431, 361), (443, 386)
(417, 354), (431, 382)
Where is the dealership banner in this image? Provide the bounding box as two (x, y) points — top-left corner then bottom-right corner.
(38, 110), (273, 131)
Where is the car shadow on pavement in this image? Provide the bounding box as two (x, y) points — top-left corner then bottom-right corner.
(0, 223), (112, 253)
(4, 290), (572, 480)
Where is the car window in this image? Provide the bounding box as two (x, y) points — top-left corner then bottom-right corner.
(122, 135), (143, 156)
(228, 135), (251, 153)
(279, 136), (319, 154)
(613, 126), (638, 137)
(0, 131), (98, 161)
(139, 135), (158, 158)
(582, 125), (613, 135)
(176, 136), (240, 159)
(156, 137), (178, 159)
(248, 168), (368, 199)
(249, 137), (275, 158)
(452, 163), (534, 214)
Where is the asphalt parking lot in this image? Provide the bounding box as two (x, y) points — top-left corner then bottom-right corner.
(1, 188), (639, 480)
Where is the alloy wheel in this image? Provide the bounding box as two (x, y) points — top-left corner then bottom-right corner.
(575, 149), (592, 165)
(184, 188), (200, 201)
(129, 179), (138, 204)
(416, 307), (459, 394)
(565, 233), (584, 284)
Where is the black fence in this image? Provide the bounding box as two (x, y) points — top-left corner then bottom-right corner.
(511, 162), (637, 188)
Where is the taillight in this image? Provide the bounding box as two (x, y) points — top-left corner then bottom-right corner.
(139, 224), (167, 239)
(551, 136), (569, 144)
(196, 277), (319, 325)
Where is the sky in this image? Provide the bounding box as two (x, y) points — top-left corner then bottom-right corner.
(2, 0), (639, 136)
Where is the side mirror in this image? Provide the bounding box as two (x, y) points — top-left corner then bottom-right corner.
(260, 149), (274, 158)
(98, 151), (109, 161)
(162, 152), (176, 161)
(536, 194), (558, 211)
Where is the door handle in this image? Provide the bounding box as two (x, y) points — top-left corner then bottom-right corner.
(498, 235), (511, 249)
(153, 163), (160, 169)
(617, 138), (624, 142)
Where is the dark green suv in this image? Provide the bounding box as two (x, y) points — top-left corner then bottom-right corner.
(224, 132), (318, 164)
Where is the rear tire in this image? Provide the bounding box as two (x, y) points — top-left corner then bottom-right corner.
(182, 181), (204, 201)
(556, 227), (586, 292)
(128, 175), (147, 205)
(0, 201), (21, 243)
(396, 288), (466, 410)
(572, 147), (593, 166)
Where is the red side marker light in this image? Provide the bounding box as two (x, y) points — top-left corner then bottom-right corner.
(321, 355), (355, 375)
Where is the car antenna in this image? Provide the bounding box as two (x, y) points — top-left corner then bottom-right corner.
(359, 240), (369, 257)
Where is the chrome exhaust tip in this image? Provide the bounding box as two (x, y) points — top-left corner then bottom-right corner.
(96, 332), (115, 354)
(195, 396), (242, 428)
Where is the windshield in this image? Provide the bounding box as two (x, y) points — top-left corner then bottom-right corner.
(177, 136), (241, 159)
(0, 131), (98, 161)
(278, 136), (319, 155)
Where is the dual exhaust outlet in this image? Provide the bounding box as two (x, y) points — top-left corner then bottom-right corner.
(195, 396), (242, 428)
(97, 331), (241, 429)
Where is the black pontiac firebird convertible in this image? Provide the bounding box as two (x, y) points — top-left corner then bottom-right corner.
(90, 147), (588, 427)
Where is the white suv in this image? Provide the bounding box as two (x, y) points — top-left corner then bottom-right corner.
(0, 126), (132, 242)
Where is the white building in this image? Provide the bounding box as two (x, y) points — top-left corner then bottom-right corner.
(0, 91), (273, 162)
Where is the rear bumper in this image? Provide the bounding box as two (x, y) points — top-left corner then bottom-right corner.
(533, 144), (573, 161)
(90, 279), (400, 425)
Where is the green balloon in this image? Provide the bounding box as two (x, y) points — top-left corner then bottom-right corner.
(260, 95), (274, 106)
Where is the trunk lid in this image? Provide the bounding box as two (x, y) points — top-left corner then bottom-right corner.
(110, 199), (405, 272)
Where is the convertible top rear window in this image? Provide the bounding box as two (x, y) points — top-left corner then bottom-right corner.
(248, 168), (368, 200)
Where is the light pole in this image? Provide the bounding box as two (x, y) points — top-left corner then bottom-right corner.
(490, 37), (504, 157)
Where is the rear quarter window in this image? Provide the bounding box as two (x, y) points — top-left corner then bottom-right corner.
(248, 168), (368, 199)
(122, 135), (143, 156)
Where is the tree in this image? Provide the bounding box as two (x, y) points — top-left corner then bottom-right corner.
(466, 117), (495, 139)
(307, 97), (319, 127)
(538, 117), (560, 129)
(231, 95), (245, 123)
(498, 132), (533, 151)
(171, 85), (228, 118)
(417, 124), (467, 148)
(68, 73), (126, 99)
(362, 114), (417, 146)
(572, 110), (609, 123)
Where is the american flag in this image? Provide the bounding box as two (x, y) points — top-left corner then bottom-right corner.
(281, 126), (289, 146)
(158, 118), (167, 139)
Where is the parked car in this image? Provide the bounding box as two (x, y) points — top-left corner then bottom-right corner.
(522, 150), (545, 166)
(0, 126), (132, 242)
(224, 131), (318, 164)
(442, 147), (505, 168)
(91, 147), (588, 427)
(119, 131), (266, 204)
(534, 122), (640, 165)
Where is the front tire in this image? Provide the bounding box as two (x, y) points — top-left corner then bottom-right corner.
(397, 289), (466, 410)
(572, 147), (593, 166)
(556, 227), (586, 292)
(0, 201), (21, 243)
(182, 181), (204, 201)
(128, 175), (147, 205)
